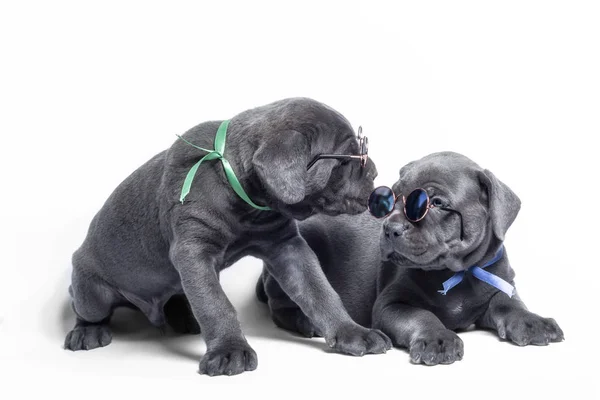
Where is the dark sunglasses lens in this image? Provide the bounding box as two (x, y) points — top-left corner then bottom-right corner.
(368, 186), (395, 218)
(404, 189), (429, 221)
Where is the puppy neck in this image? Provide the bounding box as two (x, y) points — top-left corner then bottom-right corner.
(456, 227), (503, 271)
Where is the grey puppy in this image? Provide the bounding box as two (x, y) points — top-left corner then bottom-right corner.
(64, 98), (391, 376)
(258, 151), (564, 365)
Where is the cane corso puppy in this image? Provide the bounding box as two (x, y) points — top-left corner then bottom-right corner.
(258, 152), (563, 365)
(64, 98), (391, 376)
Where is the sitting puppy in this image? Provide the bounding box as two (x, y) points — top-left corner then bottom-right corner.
(258, 151), (563, 365)
(64, 98), (391, 376)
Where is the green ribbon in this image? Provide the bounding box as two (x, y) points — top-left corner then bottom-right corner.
(177, 120), (272, 211)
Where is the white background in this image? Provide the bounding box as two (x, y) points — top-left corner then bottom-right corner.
(1, 1), (598, 398)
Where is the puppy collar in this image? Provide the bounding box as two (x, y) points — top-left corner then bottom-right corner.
(437, 246), (515, 297)
(177, 120), (272, 211)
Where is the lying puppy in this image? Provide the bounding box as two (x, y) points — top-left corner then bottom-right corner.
(64, 98), (391, 376)
(258, 151), (563, 365)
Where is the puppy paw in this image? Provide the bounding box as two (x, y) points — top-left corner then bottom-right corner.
(497, 311), (564, 346)
(199, 341), (258, 376)
(272, 307), (321, 338)
(327, 323), (392, 356)
(409, 329), (463, 366)
(64, 323), (112, 351)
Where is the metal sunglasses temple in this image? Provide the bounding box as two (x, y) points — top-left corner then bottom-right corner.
(306, 154), (363, 170)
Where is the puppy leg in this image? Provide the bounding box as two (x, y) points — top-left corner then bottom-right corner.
(261, 266), (321, 338)
(264, 235), (391, 356)
(164, 294), (201, 335)
(64, 266), (117, 351)
(372, 287), (463, 365)
(477, 292), (564, 346)
(170, 239), (257, 376)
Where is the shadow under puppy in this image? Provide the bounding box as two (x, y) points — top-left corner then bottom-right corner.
(64, 98), (391, 376)
(258, 151), (563, 365)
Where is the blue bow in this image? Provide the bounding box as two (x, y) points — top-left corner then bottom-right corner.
(438, 246), (514, 297)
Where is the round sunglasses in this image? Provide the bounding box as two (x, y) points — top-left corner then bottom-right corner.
(367, 186), (464, 240)
(306, 126), (368, 170)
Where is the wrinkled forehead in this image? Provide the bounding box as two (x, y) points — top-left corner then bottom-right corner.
(314, 120), (361, 153)
(338, 131), (361, 153)
(394, 153), (480, 196)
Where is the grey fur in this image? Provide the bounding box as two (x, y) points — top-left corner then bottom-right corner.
(258, 151), (564, 365)
(64, 98), (391, 376)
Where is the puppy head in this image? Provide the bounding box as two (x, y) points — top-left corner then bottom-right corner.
(251, 98), (377, 220)
(380, 151), (520, 271)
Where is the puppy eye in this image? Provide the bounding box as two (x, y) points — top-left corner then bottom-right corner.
(431, 198), (444, 207)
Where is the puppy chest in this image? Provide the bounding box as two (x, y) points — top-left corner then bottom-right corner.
(435, 293), (488, 330)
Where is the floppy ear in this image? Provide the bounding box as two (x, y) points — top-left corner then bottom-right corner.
(478, 169), (521, 241)
(253, 130), (309, 204)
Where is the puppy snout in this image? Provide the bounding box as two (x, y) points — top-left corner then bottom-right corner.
(383, 221), (410, 239)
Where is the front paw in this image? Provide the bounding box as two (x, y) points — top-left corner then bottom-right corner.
(409, 329), (464, 366)
(327, 323), (392, 356)
(64, 323), (112, 351)
(497, 311), (564, 346)
(199, 341), (258, 376)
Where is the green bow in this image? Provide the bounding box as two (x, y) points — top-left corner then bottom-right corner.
(177, 120), (272, 211)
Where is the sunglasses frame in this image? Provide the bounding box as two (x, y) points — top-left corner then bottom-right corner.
(306, 126), (368, 170)
(367, 186), (465, 241)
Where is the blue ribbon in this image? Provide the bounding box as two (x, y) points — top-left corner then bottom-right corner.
(437, 246), (514, 297)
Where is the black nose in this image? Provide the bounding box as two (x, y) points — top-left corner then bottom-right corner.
(383, 221), (410, 239)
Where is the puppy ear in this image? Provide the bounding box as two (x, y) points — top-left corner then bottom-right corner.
(478, 169), (521, 241)
(253, 130), (309, 204)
